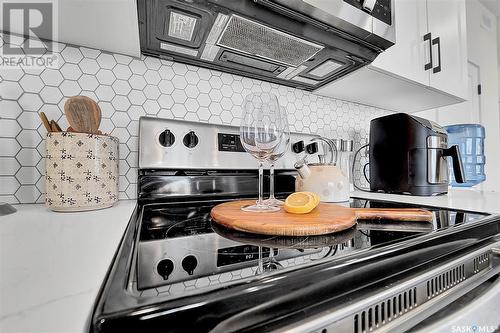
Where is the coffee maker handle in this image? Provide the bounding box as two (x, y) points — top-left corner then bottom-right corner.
(443, 145), (466, 183)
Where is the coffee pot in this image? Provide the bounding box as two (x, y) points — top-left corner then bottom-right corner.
(294, 137), (350, 202)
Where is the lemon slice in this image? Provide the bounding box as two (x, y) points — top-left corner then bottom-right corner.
(308, 192), (320, 206)
(284, 191), (320, 214)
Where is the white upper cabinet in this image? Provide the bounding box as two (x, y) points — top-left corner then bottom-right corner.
(426, 0), (468, 99)
(371, 0), (429, 86)
(315, 0), (468, 112)
(56, 0), (141, 57)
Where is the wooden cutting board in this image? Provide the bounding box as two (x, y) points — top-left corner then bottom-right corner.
(210, 200), (433, 236)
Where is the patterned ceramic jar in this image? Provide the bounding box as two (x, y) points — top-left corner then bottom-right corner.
(45, 132), (119, 211)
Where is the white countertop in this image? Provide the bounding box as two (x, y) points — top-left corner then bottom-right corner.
(352, 188), (500, 214)
(2, 189), (500, 333)
(0, 200), (137, 333)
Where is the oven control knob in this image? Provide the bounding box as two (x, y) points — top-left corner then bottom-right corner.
(159, 129), (175, 147)
(183, 131), (199, 148)
(292, 141), (305, 153)
(157, 259), (174, 280)
(182, 255), (198, 275)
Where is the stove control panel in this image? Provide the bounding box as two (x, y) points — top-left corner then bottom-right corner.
(139, 117), (323, 170)
(137, 233), (325, 290)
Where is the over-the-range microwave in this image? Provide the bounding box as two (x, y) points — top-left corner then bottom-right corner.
(137, 0), (395, 91)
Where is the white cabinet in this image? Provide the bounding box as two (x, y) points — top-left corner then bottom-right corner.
(56, 0), (141, 57)
(315, 0), (468, 112)
(426, 0), (468, 99)
(371, 0), (429, 86)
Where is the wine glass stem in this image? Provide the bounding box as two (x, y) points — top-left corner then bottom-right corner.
(257, 246), (264, 274)
(269, 163), (275, 200)
(257, 161), (264, 206)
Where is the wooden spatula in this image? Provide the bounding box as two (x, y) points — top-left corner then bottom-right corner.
(211, 200), (434, 236)
(64, 96), (102, 134)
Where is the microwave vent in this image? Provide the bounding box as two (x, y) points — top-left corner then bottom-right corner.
(217, 15), (323, 67)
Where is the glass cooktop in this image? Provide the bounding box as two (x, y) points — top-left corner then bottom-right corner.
(132, 198), (487, 298)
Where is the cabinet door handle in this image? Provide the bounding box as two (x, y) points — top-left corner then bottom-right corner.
(432, 37), (441, 73)
(424, 33), (433, 71)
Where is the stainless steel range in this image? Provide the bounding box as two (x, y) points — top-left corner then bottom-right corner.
(92, 117), (500, 333)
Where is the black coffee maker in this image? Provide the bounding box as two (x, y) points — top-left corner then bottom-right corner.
(369, 113), (465, 196)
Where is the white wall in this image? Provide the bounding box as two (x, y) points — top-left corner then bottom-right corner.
(414, 0), (500, 191)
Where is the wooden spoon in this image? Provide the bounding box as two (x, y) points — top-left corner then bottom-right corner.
(39, 112), (52, 132)
(64, 96), (102, 134)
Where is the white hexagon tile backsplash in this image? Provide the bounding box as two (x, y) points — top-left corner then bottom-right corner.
(0, 32), (391, 204)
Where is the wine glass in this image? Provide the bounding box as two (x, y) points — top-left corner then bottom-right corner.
(240, 92), (285, 212)
(264, 107), (290, 206)
(256, 247), (283, 275)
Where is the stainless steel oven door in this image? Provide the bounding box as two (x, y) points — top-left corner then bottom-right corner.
(410, 274), (500, 332)
(269, 241), (500, 333)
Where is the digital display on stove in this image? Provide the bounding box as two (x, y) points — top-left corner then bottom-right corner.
(217, 245), (277, 267)
(218, 133), (245, 152)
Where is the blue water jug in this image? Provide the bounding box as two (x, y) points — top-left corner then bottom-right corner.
(443, 124), (485, 187)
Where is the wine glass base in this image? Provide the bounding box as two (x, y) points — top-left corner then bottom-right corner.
(262, 198), (285, 206)
(241, 204), (280, 213)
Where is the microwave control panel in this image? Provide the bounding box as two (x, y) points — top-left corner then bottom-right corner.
(344, 0), (392, 25)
